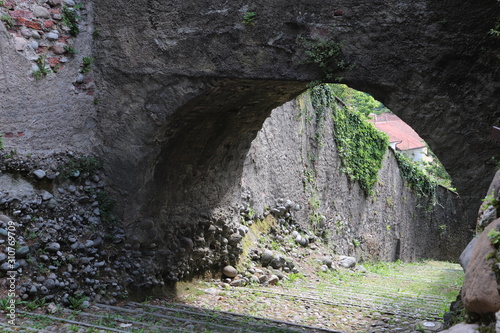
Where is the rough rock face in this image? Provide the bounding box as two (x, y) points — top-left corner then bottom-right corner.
(462, 218), (500, 314)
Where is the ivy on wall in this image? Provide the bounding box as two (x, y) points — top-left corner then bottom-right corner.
(394, 151), (437, 198)
(307, 83), (439, 199)
(310, 84), (389, 195)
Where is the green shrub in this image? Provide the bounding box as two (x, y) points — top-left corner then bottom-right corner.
(97, 190), (117, 225)
(302, 39), (346, 82)
(61, 155), (103, 177)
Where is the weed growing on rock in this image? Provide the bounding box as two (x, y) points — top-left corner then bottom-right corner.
(33, 55), (51, 80)
(68, 293), (88, 310)
(287, 272), (305, 283)
(414, 323), (425, 332)
(0, 296), (13, 311)
(488, 228), (500, 246)
(81, 56), (94, 73)
(302, 38), (347, 82)
(481, 194), (500, 211)
(62, 155), (102, 177)
(0, 14), (12, 29)
(242, 11), (256, 25)
(64, 46), (78, 55)
(62, 6), (81, 36)
(0, 134), (3, 150)
(0, 12), (13, 28)
(26, 298), (46, 311)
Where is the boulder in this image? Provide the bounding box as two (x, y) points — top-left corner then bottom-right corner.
(459, 237), (477, 272)
(16, 246), (30, 258)
(461, 218), (500, 314)
(321, 256), (333, 268)
(33, 170), (46, 180)
(269, 254), (285, 269)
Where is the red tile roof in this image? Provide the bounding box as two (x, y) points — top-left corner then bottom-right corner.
(369, 113), (425, 150)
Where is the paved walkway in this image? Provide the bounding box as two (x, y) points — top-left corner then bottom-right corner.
(1, 261), (463, 332)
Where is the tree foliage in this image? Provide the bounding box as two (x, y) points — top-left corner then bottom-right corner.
(328, 84), (390, 115)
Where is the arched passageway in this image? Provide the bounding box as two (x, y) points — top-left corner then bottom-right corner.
(93, 0), (500, 279)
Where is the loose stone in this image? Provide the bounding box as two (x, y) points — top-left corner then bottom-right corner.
(46, 242), (61, 252)
(222, 265), (238, 278)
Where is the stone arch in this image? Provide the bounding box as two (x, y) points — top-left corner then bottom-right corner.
(93, 0), (500, 278)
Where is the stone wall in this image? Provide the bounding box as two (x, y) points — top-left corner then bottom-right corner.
(0, 0), (97, 155)
(240, 93), (470, 263)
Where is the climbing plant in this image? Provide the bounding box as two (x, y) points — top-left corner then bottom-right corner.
(310, 84), (389, 195)
(394, 151), (437, 198)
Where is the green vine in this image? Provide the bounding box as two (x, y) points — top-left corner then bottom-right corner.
(310, 84), (389, 195)
(394, 151), (437, 198)
(310, 83), (336, 146)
